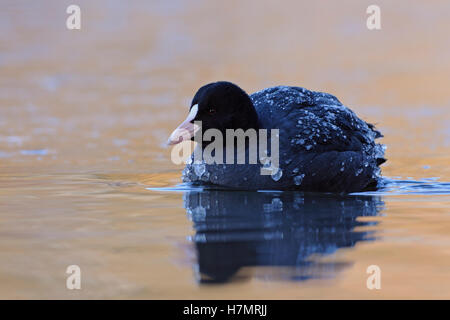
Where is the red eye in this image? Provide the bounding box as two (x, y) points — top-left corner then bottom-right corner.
(208, 108), (216, 115)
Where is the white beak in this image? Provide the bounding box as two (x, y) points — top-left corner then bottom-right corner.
(167, 104), (200, 145)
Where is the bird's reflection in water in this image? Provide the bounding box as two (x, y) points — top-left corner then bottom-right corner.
(183, 190), (384, 284)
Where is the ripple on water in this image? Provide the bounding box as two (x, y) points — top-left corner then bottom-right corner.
(147, 176), (450, 196)
(351, 177), (450, 196)
(20, 149), (48, 156)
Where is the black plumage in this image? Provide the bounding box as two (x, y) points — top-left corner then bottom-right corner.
(180, 82), (386, 192)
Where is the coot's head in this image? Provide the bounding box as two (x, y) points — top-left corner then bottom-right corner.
(168, 81), (259, 145)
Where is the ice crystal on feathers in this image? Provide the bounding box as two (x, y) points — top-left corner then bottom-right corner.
(294, 174), (305, 185)
(271, 168), (283, 181)
(193, 161), (206, 177)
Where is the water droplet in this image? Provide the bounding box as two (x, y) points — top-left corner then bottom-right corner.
(194, 162), (206, 177)
(201, 170), (210, 181)
(294, 174), (305, 185)
(271, 168), (283, 181)
(182, 167), (192, 182)
(305, 145), (313, 151)
(374, 144), (387, 158)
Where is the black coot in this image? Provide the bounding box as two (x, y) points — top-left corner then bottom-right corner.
(168, 81), (386, 192)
